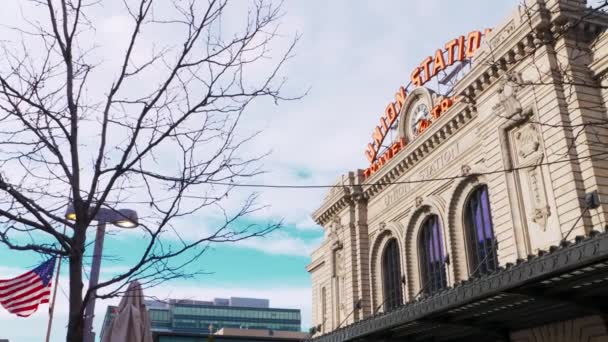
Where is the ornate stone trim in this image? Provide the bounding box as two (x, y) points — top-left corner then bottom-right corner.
(446, 173), (488, 282)
(306, 259), (326, 273)
(313, 172), (365, 226)
(362, 104), (476, 200)
(368, 223), (406, 314)
(403, 198), (450, 300)
(309, 232), (608, 342)
(356, 0), (608, 208)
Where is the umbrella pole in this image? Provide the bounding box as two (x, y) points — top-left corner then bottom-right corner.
(45, 226), (66, 342)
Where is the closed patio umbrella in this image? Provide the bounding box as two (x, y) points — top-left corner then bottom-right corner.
(101, 281), (153, 342)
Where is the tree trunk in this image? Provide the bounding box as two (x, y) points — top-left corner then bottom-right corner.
(66, 248), (84, 342)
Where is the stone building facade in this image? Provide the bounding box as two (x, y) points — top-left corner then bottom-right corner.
(307, 0), (608, 341)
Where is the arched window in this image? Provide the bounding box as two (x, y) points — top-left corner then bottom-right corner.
(381, 239), (403, 311)
(418, 215), (447, 294)
(464, 185), (498, 277)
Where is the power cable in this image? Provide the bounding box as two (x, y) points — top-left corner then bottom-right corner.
(335, 299), (361, 329)
(561, 207), (591, 244)
(373, 276), (406, 315)
(467, 238), (499, 279)
(120, 151), (608, 193)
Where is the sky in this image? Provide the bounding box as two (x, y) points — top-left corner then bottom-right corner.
(0, 0), (520, 341)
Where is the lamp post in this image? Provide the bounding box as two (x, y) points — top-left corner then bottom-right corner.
(65, 204), (139, 342)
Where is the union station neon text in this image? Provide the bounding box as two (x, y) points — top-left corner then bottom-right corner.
(363, 30), (489, 179)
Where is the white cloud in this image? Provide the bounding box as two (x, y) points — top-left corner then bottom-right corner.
(156, 215), (322, 257)
(236, 231), (323, 257)
(0, 1), (522, 341)
(294, 217), (322, 231)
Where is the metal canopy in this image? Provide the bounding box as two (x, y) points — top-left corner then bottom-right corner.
(310, 232), (608, 342)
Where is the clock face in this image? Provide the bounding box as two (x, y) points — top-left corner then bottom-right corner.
(411, 103), (430, 136)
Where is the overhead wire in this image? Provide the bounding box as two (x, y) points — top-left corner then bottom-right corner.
(168, 150), (608, 190)
(102, 150), (608, 208)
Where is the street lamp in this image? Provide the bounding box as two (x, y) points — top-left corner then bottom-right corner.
(65, 204), (139, 342)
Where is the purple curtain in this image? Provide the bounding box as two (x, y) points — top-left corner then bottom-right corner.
(466, 185), (498, 276)
(420, 215), (447, 294)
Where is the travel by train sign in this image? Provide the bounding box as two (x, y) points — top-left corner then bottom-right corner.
(363, 30), (490, 179)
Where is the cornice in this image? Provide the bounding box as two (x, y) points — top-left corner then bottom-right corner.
(361, 102), (476, 200)
(313, 171), (364, 226)
(454, 0), (608, 104)
(309, 231), (608, 342)
(306, 258), (326, 273)
(312, 0), (608, 227)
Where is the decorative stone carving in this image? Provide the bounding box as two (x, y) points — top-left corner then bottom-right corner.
(532, 206), (551, 229)
(327, 215), (347, 323)
(505, 121), (553, 233)
(329, 216), (343, 250)
(526, 167), (551, 231)
(378, 221), (386, 231)
(490, 20), (516, 48)
(515, 125), (540, 159)
(334, 247), (344, 278)
(494, 72), (530, 121)
(461, 164), (472, 176)
(496, 72), (533, 172)
(334, 245), (346, 321)
(369, 221), (388, 240)
(415, 196), (423, 207)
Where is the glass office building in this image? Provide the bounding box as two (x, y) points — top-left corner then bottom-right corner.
(101, 297), (301, 340)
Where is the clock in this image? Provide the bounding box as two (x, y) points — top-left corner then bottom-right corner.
(398, 87), (435, 141)
(411, 102), (431, 137)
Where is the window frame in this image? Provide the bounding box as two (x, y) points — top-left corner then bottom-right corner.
(463, 184), (499, 277)
(417, 214), (448, 295)
(380, 238), (403, 312)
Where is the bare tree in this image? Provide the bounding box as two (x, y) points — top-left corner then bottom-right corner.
(0, 0), (299, 341)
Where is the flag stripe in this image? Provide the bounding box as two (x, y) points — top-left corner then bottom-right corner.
(0, 284), (44, 308)
(0, 279), (44, 304)
(0, 258), (56, 318)
(0, 275), (41, 298)
(0, 272), (36, 290)
(8, 291), (50, 313)
(5, 286), (49, 308)
(13, 302), (45, 316)
(0, 270), (34, 284)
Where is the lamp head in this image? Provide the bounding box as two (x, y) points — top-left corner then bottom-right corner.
(113, 209), (138, 229)
(65, 202), (139, 228)
(65, 203), (76, 221)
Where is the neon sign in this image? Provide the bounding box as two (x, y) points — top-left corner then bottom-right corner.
(363, 97), (456, 179)
(411, 30), (489, 87)
(363, 29), (490, 179)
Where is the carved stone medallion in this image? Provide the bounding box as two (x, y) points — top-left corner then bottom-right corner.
(461, 164), (472, 176)
(515, 124), (540, 159)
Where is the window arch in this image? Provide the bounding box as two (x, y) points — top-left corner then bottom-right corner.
(418, 215), (447, 295)
(464, 185), (498, 277)
(381, 238), (403, 311)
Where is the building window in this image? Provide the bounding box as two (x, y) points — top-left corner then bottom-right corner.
(418, 215), (447, 295)
(381, 238), (403, 311)
(464, 185), (498, 277)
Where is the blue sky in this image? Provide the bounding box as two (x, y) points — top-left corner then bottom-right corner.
(0, 0), (520, 341)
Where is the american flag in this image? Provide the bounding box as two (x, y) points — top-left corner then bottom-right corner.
(0, 257), (56, 317)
